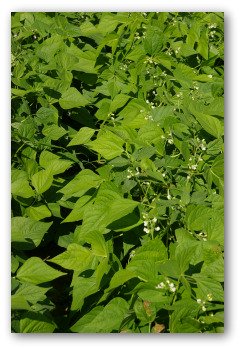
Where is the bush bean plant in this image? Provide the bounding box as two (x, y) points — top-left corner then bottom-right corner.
(11, 12), (224, 333)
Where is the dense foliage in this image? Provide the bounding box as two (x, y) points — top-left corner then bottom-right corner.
(11, 12), (224, 333)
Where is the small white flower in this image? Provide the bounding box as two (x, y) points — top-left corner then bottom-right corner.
(155, 227), (161, 231)
(200, 144), (206, 151)
(143, 227), (150, 234)
(156, 282), (165, 289)
(187, 175), (191, 180)
(208, 74), (213, 78)
(207, 293), (213, 301)
(152, 217), (157, 223)
(167, 194), (172, 200)
(197, 299), (202, 304)
(166, 279), (170, 284)
(168, 139), (173, 144)
(127, 175), (132, 179)
(170, 286), (176, 293)
(144, 221), (148, 227)
(190, 164), (197, 170)
(202, 305), (206, 311)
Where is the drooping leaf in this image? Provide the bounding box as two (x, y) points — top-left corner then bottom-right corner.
(71, 297), (129, 333)
(59, 87), (90, 109)
(16, 257), (66, 284)
(68, 127), (95, 146)
(11, 217), (52, 250)
(31, 169), (53, 194)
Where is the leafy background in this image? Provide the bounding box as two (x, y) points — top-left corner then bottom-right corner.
(11, 12), (224, 333)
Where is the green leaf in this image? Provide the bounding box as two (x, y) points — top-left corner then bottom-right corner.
(189, 104), (223, 138)
(143, 29), (163, 55)
(11, 177), (35, 198)
(62, 195), (93, 223)
(42, 124), (67, 140)
(39, 150), (73, 175)
(16, 257), (65, 284)
(68, 127), (95, 146)
(19, 313), (56, 333)
(25, 205), (52, 221)
(83, 230), (108, 257)
(185, 205), (212, 231)
(31, 169), (53, 194)
(109, 94), (130, 112)
(175, 242), (198, 273)
(11, 294), (32, 310)
(71, 274), (98, 311)
(12, 217), (52, 250)
(194, 276), (224, 302)
(134, 298), (156, 323)
(71, 297), (129, 333)
(108, 269), (137, 290)
(88, 130), (124, 160)
(35, 107), (58, 125)
(14, 283), (49, 304)
(138, 289), (168, 303)
(59, 87), (90, 109)
(169, 299), (200, 333)
(59, 169), (103, 197)
(49, 243), (96, 271)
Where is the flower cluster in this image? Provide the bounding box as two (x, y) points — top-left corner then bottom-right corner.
(142, 213), (161, 234)
(155, 279), (177, 293)
(197, 293), (213, 311)
(127, 167), (141, 179)
(196, 298), (206, 311)
(196, 137), (206, 151)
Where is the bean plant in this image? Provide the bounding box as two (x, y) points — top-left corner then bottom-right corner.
(11, 12), (224, 333)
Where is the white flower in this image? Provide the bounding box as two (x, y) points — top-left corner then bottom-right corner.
(190, 164), (197, 170)
(143, 227), (150, 234)
(208, 74), (213, 78)
(155, 226), (160, 231)
(207, 293), (213, 301)
(156, 282), (165, 289)
(127, 175), (132, 179)
(167, 139), (173, 144)
(167, 193), (172, 200)
(202, 305), (206, 311)
(197, 299), (202, 304)
(200, 144), (206, 151)
(170, 285), (176, 293)
(152, 217), (157, 223)
(144, 221), (148, 227)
